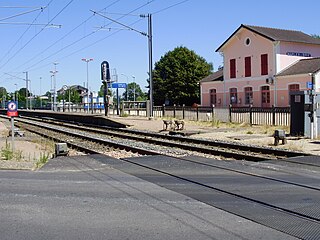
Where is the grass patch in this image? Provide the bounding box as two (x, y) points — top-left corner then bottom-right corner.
(120, 112), (129, 117)
(35, 152), (50, 169)
(1, 140), (13, 160)
(1, 140), (24, 161)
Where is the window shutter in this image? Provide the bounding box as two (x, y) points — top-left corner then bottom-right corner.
(245, 57), (251, 77)
(230, 59), (236, 78)
(261, 54), (268, 75)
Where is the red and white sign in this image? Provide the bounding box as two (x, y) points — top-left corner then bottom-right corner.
(7, 101), (18, 117)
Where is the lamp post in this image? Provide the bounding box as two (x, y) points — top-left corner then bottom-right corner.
(121, 73), (129, 101)
(132, 75), (136, 102)
(14, 84), (17, 102)
(82, 58), (93, 113)
(23, 71), (29, 109)
(50, 62), (58, 111)
(50, 74), (54, 111)
(39, 77), (42, 108)
(50, 70), (58, 111)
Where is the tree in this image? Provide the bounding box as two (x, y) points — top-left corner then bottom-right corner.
(122, 82), (147, 101)
(57, 89), (81, 103)
(311, 34), (320, 39)
(0, 87), (8, 108)
(152, 46), (212, 106)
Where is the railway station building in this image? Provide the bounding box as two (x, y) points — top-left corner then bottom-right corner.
(200, 24), (320, 107)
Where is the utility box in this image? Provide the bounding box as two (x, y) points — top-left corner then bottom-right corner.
(55, 143), (68, 157)
(290, 91), (320, 138)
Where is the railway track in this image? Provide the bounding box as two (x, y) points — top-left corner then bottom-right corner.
(10, 115), (309, 161)
(2, 115), (320, 239)
(106, 154), (320, 240)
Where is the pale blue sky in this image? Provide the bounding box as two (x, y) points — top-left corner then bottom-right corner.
(0, 0), (320, 96)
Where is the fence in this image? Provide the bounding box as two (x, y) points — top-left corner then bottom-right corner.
(230, 106), (290, 126)
(154, 105), (290, 126)
(33, 102), (291, 126)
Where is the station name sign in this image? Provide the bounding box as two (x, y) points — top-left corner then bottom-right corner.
(286, 52), (311, 57)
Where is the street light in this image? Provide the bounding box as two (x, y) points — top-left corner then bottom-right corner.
(50, 69), (58, 111)
(14, 83), (17, 102)
(50, 74), (54, 111)
(132, 75), (136, 102)
(50, 62), (59, 111)
(82, 58), (93, 113)
(121, 73), (129, 101)
(39, 77), (42, 108)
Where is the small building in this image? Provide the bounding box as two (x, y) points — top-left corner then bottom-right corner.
(200, 24), (320, 107)
(57, 85), (87, 96)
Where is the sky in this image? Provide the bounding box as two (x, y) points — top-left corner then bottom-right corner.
(0, 0), (320, 97)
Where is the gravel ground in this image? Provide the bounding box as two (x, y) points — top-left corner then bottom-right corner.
(1, 116), (319, 170)
(112, 116), (320, 155)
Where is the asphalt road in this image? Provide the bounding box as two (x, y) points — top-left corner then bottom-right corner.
(0, 155), (297, 240)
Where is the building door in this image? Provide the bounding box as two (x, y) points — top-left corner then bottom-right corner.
(244, 87), (253, 105)
(229, 88), (237, 106)
(261, 86), (270, 108)
(210, 89), (217, 106)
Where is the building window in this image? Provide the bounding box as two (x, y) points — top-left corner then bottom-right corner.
(289, 84), (299, 92)
(230, 59), (236, 78)
(261, 86), (270, 108)
(245, 56), (251, 77)
(261, 54), (268, 75)
(210, 89), (217, 105)
(230, 88), (237, 105)
(244, 87), (253, 105)
(245, 38), (251, 46)
(288, 84), (300, 105)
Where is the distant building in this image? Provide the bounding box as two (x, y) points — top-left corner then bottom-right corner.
(200, 24), (320, 107)
(57, 85), (87, 96)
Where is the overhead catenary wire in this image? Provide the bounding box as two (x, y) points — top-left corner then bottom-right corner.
(152, 0), (191, 15)
(0, 6), (46, 67)
(0, 0), (74, 71)
(0, 6), (45, 22)
(1, 0), (191, 90)
(23, 0), (156, 72)
(13, 0), (122, 73)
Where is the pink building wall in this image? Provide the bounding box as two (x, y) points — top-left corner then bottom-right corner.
(277, 42), (320, 72)
(222, 28), (275, 79)
(201, 26), (320, 107)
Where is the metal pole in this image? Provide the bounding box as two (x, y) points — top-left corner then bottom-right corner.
(311, 73), (317, 139)
(29, 80), (32, 110)
(132, 75), (136, 102)
(86, 61), (89, 113)
(53, 62), (58, 111)
(25, 71), (28, 109)
(11, 117), (14, 152)
(148, 14), (153, 118)
(50, 75), (53, 111)
(121, 73), (129, 101)
(40, 77), (42, 108)
(82, 58), (93, 113)
(69, 88), (71, 112)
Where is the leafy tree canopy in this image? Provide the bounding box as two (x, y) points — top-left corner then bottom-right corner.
(0, 87), (7, 98)
(152, 46), (212, 106)
(122, 82), (147, 101)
